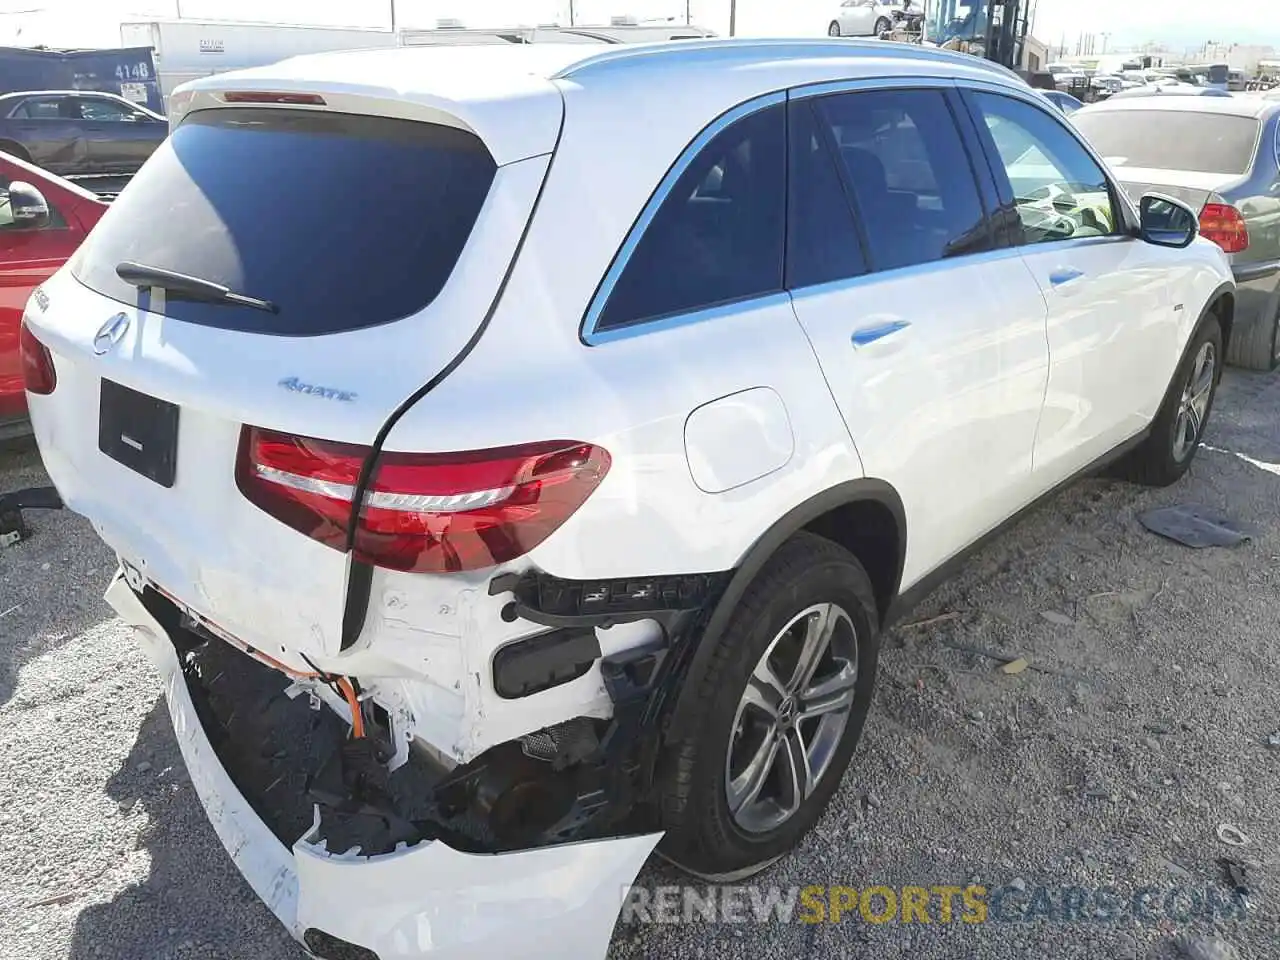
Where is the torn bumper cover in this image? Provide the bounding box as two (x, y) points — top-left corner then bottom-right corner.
(107, 574), (661, 960)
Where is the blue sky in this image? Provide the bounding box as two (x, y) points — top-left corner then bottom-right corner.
(0, 0), (1271, 52)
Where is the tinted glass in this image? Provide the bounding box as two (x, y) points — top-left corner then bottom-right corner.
(814, 88), (990, 272)
(969, 92), (1118, 245)
(786, 100), (866, 289)
(1071, 109), (1261, 176)
(72, 108), (496, 335)
(598, 103), (785, 331)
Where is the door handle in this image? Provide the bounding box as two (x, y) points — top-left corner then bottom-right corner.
(851, 319), (910, 347)
(1048, 267), (1085, 286)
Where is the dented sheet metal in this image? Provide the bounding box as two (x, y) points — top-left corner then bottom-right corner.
(106, 573), (662, 960)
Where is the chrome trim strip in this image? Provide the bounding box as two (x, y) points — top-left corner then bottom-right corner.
(585, 291), (793, 346)
(580, 90), (787, 346)
(789, 74), (959, 100)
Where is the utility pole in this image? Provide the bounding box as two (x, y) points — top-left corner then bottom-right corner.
(686, 0), (692, 26)
(729, 0), (736, 37)
(569, 0), (575, 27)
(389, 0), (396, 32)
(1101, 32), (1109, 54)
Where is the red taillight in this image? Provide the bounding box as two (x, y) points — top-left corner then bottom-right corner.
(221, 91), (327, 105)
(236, 427), (611, 574)
(1198, 203), (1249, 254)
(19, 319), (55, 395)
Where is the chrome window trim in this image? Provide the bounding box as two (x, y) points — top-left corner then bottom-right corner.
(579, 90), (786, 346)
(788, 74), (960, 100)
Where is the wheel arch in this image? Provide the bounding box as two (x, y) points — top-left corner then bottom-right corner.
(1204, 281), (1235, 352)
(663, 479), (906, 744)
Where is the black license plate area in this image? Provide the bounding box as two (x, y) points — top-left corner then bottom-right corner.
(98, 379), (179, 488)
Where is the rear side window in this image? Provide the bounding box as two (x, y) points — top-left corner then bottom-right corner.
(1071, 109), (1261, 176)
(72, 108), (496, 335)
(596, 103), (786, 332)
(813, 89), (991, 271)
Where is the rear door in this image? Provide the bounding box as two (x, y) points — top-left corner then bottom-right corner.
(4, 95), (84, 173)
(838, 0), (876, 34)
(961, 86), (1184, 479)
(785, 82), (1050, 585)
(77, 95), (162, 173)
(24, 99), (552, 664)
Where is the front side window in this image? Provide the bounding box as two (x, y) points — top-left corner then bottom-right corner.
(967, 91), (1119, 245)
(813, 88), (991, 272)
(596, 103), (786, 332)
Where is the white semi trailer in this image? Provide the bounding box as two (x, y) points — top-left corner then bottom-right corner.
(118, 20), (398, 108)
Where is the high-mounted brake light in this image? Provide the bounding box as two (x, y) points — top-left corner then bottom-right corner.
(1198, 203), (1249, 254)
(236, 427), (611, 574)
(19, 318), (55, 395)
(220, 91), (327, 106)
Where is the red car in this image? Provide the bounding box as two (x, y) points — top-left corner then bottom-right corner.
(0, 152), (108, 438)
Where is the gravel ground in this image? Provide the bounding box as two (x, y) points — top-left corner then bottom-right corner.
(2, 369), (1279, 960)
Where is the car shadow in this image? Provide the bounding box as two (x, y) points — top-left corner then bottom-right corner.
(0, 439), (116, 706)
(67, 698), (305, 960)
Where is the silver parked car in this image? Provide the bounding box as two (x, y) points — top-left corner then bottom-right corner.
(1073, 95), (1280, 369)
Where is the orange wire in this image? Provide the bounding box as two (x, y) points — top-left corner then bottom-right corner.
(336, 677), (366, 739)
(157, 584), (366, 737)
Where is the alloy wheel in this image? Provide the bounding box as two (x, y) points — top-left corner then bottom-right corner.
(1172, 340), (1215, 463)
(724, 602), (859, 835)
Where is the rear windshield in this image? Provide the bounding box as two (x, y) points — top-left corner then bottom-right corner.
(72, 108), (496, 335)
(1072, 110), (1260, 176)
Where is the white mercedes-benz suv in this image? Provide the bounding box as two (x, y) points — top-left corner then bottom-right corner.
(21, 38), (1234, 960)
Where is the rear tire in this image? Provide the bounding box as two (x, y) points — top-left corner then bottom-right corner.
(828, 20), (843, 37)
(1119, 311), (1223, 487)
(0, 140), (31, 164)
(1223, 299), (1280, 372)
(656, 533), (880, 880)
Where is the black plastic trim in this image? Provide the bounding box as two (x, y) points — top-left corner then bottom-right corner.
(1232, 259), (1280, 284)
(492, 627), (601, 699)
(663, 478), (905, 743)
(886, 427), (1148, 625)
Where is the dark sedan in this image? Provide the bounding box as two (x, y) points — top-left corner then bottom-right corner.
(0, 90), (166, 176)
(1074, 96), (1280, 370)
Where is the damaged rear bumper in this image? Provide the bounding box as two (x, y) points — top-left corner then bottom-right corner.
(107, 573), (661, 960)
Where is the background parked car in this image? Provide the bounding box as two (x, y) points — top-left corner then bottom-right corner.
(828, 0), (902, 36)
(0, 150), (108, 437)
(1107, 83), (1234, 100)
(1073, 95), (1280, 369)
(1041, 89), (1084, 114)
(0, 90), (166, 176)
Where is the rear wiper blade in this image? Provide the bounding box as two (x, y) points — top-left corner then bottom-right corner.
(115, 261), (278, 314)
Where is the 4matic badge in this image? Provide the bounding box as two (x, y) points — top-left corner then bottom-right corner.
(278, 376), (357, 402)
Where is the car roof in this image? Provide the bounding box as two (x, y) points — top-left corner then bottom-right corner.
(1079, 93), (1280, 118)
(206, 36), (1021, 100)
(0, 90), (126, 100)
(182, 39), (1025, 164)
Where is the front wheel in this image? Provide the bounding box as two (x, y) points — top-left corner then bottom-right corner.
(1120, 312), (1223, 487)
(874, 16), (892, 35)
(656, 533), (880, 880)
(828, 20), (843, 37)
